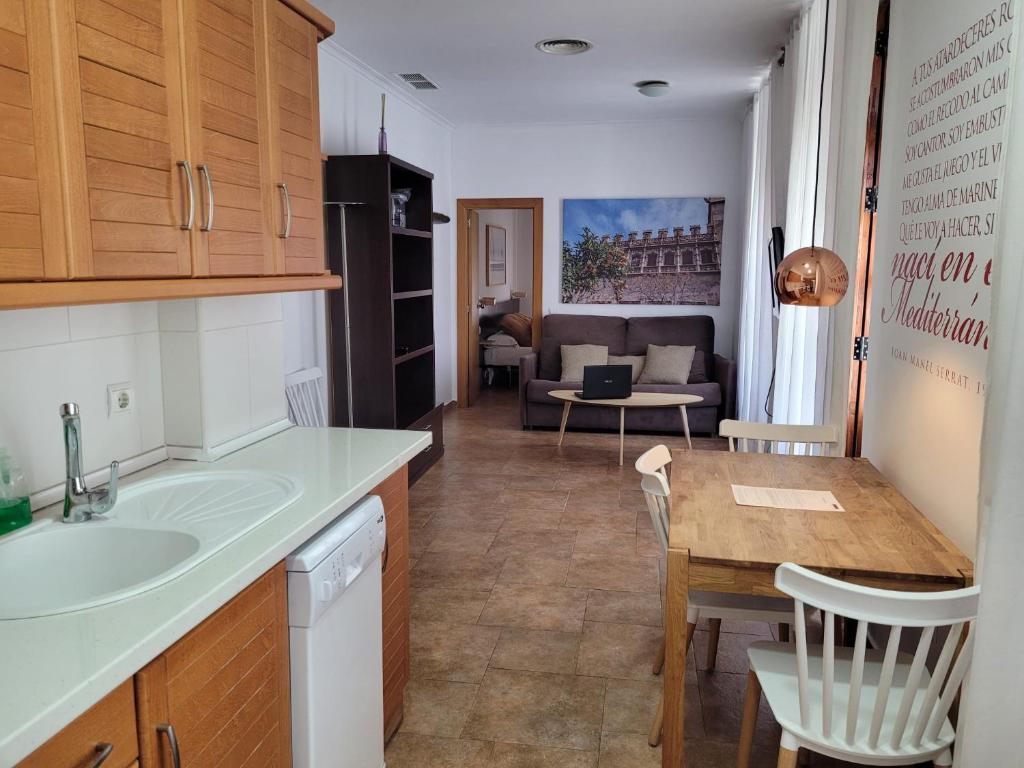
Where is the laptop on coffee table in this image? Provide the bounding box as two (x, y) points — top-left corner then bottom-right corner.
(574, 364), (633, 400)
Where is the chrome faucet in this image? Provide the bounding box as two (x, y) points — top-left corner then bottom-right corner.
(61, 403), (119, 523)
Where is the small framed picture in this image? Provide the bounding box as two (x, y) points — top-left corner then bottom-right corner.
(486, 225), (506, 286)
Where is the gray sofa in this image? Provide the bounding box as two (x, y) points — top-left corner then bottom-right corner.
(519, 314), (736, 435)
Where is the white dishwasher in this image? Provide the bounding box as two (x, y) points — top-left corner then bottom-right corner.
(286, 495), (387, 768)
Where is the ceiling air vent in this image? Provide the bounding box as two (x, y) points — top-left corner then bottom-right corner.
(397, 73), (438, 90)
(535, 38), (593, 55)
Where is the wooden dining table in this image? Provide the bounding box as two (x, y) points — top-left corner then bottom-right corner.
(660, 450), (974, 768)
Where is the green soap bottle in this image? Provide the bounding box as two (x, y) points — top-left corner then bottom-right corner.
(0, 447), (31, 535)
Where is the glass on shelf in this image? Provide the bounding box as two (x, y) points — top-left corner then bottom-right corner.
(391, 188), (412, 228)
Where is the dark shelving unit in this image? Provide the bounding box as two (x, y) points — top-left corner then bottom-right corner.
(324, 154), (443, 483)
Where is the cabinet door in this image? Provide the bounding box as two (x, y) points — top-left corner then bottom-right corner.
(267, 0), (325, 275)
(373, 465), (410, 741)
(136, 564), (292, 767)
(54, 0), (192, 278)
(181, 0), (275, 276)
(17, 680), (138, 768)
(0, 2), (67, 280)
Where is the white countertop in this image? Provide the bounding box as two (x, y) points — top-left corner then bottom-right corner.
(0, 426), (430, 765)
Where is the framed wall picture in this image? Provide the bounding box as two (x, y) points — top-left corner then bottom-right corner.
(560, 197), (725, 305)
(486, 225), (507, 286)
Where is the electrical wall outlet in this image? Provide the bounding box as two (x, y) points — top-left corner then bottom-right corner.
(107, 383), (134, 416)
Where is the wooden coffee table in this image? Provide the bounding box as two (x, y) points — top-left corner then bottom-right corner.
(548, 390), (704, 465)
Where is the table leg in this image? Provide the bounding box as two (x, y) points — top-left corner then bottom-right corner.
(619, 406), (625, 466)
(663, 547), (690, 767)
(557, 402), (572, 447)
(679, 406), (692, 450)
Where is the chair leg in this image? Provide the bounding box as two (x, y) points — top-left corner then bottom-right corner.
(776, 746), (799, 768)
(779, 622), (790, 642)
(933, 749), (953, 767)
(706, 618), (722, 671)
(652, 636), (666, 675)
(648, 692), (665, 747)
(736, 669), (761, 768)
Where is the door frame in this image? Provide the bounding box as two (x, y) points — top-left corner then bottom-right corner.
(456, 197), (544, 408)
(845, 0), (889, 456)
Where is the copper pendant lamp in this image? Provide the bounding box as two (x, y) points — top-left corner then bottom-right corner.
(774, 0), (848, 307)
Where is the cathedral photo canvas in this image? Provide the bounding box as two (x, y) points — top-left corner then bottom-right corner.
(560, 197), (725, 305)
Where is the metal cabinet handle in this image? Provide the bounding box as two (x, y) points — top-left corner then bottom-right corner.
(278, 182), (292, 238)
(177, 161), (194, 231)
(198, 164), (215, 232)
(156, 724), (181, 768)
(87, 743), (113, 767)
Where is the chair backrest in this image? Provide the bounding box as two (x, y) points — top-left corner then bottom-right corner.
(775, 563), (980, 756)
(719, 419), (838, 456)
(635, 445), (672, 552)
(285, 367), (327, 427)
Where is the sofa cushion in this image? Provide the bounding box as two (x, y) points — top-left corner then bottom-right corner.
(538, 314), (627, 380)
(638, 344), (696, 385)
(626, 316), (714, 382)
(608, 354), (645, 384)
(561, 344), (608, 381)
(526, 378), (721, 409)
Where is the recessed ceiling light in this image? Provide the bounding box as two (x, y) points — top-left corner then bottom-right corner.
(637, 80), (671, 97)
(535, 38), (593, 55)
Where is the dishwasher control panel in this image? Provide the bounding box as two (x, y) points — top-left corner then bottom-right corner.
(286, 495), (386, 628)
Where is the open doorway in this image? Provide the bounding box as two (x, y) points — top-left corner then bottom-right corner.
(456, 198), (543, 408)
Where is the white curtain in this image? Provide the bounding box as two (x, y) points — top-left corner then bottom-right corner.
(736, 80), (776, 422)
(771, 0), (839, 429)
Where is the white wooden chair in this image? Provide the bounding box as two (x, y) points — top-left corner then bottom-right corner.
(635, 445), (798, 747)
(738, 563), (979, 768)
(285, 367), (327, 427)
(719, 419), (838, 456)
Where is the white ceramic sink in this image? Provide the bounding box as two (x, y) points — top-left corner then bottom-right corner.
(0, 470), (301, 620)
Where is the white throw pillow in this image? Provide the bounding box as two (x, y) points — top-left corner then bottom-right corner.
(485, 332), (517, 347)
(560, 344), (609, 382)
(637, 344), (696, 385)
(608, 354), (646, 384)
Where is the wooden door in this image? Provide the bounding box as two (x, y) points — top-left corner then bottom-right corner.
(373, 466), (410, 741)
(53, 0), (192, 278)
(0, 1), (67, 281)
(136, 564), (292, 768)
(466, 210), (482, 405)
(180, 0), (275, 276)
(267, 0), (325, 275)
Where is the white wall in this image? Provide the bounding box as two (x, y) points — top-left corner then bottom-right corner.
(452, 117), (746, 359)
(283, 42), (456, 403)
(0, 304), (165, 497)
(513, 209), (534, 310)
(477, 209), (517, 311)
(860, 0), (1015, 555)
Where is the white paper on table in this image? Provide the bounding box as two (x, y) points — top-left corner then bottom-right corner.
(730, 484), (845, 512)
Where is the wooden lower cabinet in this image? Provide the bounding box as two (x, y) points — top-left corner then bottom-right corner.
(372, 466), (411, 742)
(136, 564), (292, 768)
(16, 680), (139, 768)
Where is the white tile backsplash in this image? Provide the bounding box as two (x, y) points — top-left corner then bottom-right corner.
(199, 294), (283, 331)
(1, 294), (292, 495)
(248, 322), (287, 429)
(0, 330), (164, 494)
(200, 326), (252, 446)
(69, 302), (158, 340)
(0, 307), (69, 352)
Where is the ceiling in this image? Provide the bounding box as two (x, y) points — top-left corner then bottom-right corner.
(312, 0), (803, 125)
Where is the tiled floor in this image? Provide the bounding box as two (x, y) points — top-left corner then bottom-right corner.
(389, 389), (897, 768)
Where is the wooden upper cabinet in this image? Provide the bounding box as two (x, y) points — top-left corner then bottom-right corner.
(268, 0), (325, 275)
(136, 564), (292, 767)
(181, 0), (275, 276)
(53, 0), (192, 279)
(0, 2), (67, 280)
